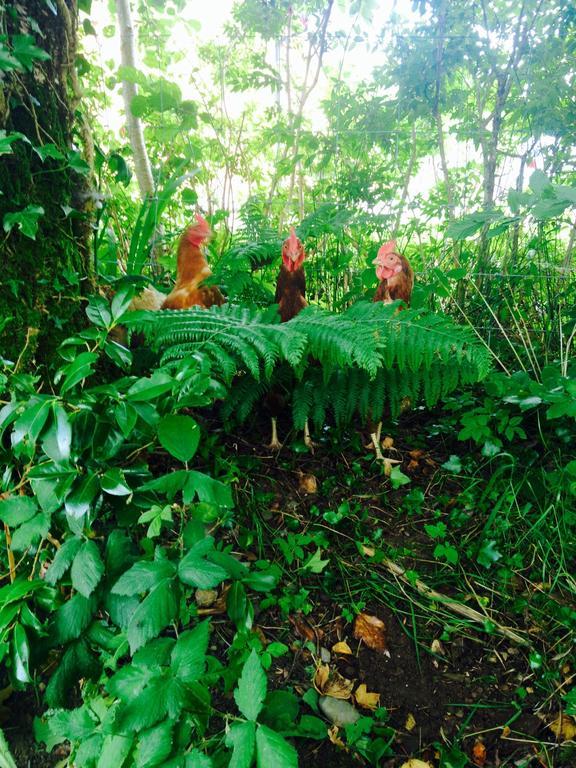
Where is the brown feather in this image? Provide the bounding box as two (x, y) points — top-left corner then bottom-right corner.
(373, 255), (414, 308)
(275, 264), (307, 322)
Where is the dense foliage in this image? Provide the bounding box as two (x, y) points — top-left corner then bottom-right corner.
(1, 0), (575, 766)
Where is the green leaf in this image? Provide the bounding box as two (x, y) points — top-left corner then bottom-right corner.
(10, 511), (50, 551)
(34, 707), (97, 751)
(178, 540), (229, 589)
(52, 593), (96, 644)
(126, 579), (179, 653)
(45, 537), (83, 584)
(112, 560), (176, 595)
(126, 372), (173, 402)
(301, 548), (329, 574)
(11, 35), (51, 70)
(96, 734), (134, 768)
(171, 620), (209, 683)
(441, 455), (462, 473)
(3, 205), (45, 239)
(255, 724), (298, 768)
(11, 623), (32, 684)
(101, 468), (131, 496)
(71, 540), (104, 597)
(234, 649), (266, 721)
(0, 130), (28, 154)
(0, 579), (43, 610)
(157, 414), (200, 463)
(529, 169), (552, 195)
(134, 720), (173, 767)
(115, 401), (138, 437)
(86, 295), (112, 328)
(226, 721), (256, 768)
(185, 470), (234, 508)
(12, 398), (51, 443)
(0, 496), (38, 527)
(476, 539), (503, 569)
(227, 581), (249, 628)
(259, 690), (299, 732)
(65, 473), (100, 520)
(33, 143), (65, 162)
(42, 404), (72, 462)
(46, 639), (99, 707)
(58, 352), (99, 393)
(185, 750), (213, 768)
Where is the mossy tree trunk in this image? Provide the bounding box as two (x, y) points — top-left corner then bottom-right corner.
(0, 0), (93, 367)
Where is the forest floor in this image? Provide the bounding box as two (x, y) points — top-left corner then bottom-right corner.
(5, 410), (575, 768)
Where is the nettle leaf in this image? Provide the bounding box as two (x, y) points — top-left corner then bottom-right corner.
(112, 560), (176, 596)
(157, 414), (200, 463)
(95, 734), (134, 768)
(255, 724), (298, 768)
(46, 639), (100, 708)
(71, 540), (105, 597)
(185, 750), (213, 767)
(126, 579), (180, 653)
(3, 204), (45, 239)
(0, 495), (38, 527)
(45, 537), (83, 584)
(234, 649), (266, 721)
(178, 539), (228, 589)
(52, 593), (97, 644)
(10, 511), (50, 552)
(171, 620), (210, 683)
(35, 707), (97, 751)
(226, 721), (256, 768)
(134, 720), (173, 767)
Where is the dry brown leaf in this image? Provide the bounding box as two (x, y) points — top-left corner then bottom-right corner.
(382, 436), (395, 449)
(399, 760), (433, 768)
(472, 739), (487, 767)
(313, 664), (354, 699)
(353, 613), (389, 655)
(332, 641), (353, 655)
(195, 589), (218, 607)
(361, 544), (375, 557)
(297, 471), (318, 494)
(289, 615), (317, 641)
(430, 639), (445, 656)
(548, 714), (576, 741)
(405, 712), (416, 731)
(354, 683), (380, 710)
(501, 725), (511, 738)
(327, 725), (346, 749)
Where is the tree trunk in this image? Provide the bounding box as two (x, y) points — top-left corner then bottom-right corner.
(115, 0), (154, 198)
(0, 0), (92, 366)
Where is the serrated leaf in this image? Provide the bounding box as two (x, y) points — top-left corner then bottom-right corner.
(45, 537), (82, 584)
(46, 639), (99, 707)
(177, 551), (228, 590)
(96, 734), (134, 768)
(112, 560), (176, 596)
(255, 724), (298, 768)
(118, 675), (170, 732)
(185, 750), (213, 767)
(171, 620), (209, 683)
(126, 579), (179, 653)
(234, 649), (266, 721)
(0, 495), (38, 527)
(157, 414), (200, 463)
(10, 511), (50, 551)
(71, 540), (104, 597)
(34, 707), (97, 751)
(226, 721), (256, 768)
(52, 593), (96, 644)
(134, 720), (173, 767)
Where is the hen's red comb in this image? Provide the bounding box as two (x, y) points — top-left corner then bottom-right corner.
(377, 239), (397, 258)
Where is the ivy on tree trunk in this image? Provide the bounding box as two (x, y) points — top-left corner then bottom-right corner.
(0, 0), (93, 367)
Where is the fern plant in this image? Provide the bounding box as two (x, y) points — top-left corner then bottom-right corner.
(139, 301), (491, 429)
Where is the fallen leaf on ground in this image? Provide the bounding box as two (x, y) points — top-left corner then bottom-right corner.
(353, 612), (389, 655)
(313, 664), (354, 699)
(405, 712), (416, 731)
(430, 639), (445, 656)
(548, 714), (576, 741)
(297, 471), (318, 494)
(361, 544), (375, 557)
(399, 760), (433, 768)
(382, 436), (395, 449)
(332, 641), (353, 655)
(354, 683), (380, 710)
(327, 725), (347, 748)
(472, 739), (487, 766)
(289, 615), (317, 641)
